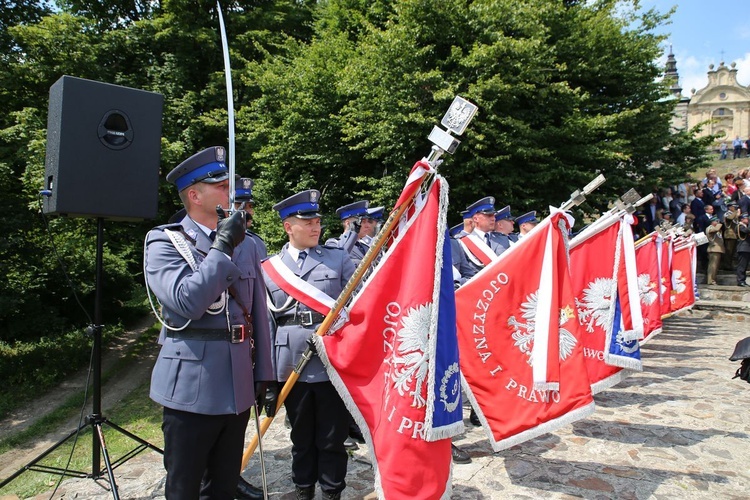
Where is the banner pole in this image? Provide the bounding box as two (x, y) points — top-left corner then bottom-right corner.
(240, 96), (479, 469)
(240, 168), (434, 469)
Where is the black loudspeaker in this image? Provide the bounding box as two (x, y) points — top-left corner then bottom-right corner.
(43, 76), (164, 220)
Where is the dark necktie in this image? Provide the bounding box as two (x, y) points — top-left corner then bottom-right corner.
(297, 250), (307, 269)
(485, 233), (491, 246)
(209, 230), (216, 241)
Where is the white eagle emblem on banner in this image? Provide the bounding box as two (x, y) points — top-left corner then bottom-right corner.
(508, 290), (577, 366)
(638, 273), (658, 305)
(671, 270), (687, 303)
(391, 303), (431, 408)
(575, 277), (615, 333)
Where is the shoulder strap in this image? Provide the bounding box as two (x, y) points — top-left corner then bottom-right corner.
(165, 229), (199, 271)
(262, 255), (335, 315)
(164, 228), (226, 314)
(458, 234), (496, 266)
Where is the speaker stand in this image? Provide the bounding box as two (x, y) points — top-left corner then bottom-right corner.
(0, 218), (163, 499)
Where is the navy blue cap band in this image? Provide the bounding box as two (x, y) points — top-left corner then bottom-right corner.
(467, 204), (495, 217)
(174, 161), (228, 191)
(339, 208), (368, 219)
(279, 202), (320, 219)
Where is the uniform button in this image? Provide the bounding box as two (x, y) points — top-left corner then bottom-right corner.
(176, 350), (181, 355)
(227, 275), (233, 281)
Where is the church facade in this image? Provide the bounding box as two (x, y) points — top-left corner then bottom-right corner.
(667, 49), (750, 145)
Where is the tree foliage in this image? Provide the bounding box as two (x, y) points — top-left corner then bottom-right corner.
(0, 0), (711, 344)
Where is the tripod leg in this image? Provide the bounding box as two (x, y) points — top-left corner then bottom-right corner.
(0, 424), (91, 488)
(94, 423), (120, 500)
(103, 419), (163, 454)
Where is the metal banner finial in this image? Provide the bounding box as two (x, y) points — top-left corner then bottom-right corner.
(426, 96), (478, 164)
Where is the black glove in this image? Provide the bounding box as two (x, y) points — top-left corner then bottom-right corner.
(350, 217), (361, 235)
(211, 206), (246, 256)
(254, 381), (268, 412)
(263, 381), (278, 417)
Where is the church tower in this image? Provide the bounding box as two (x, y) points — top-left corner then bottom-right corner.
(664, 45), (683, 98)
(665, 47), (689, 132)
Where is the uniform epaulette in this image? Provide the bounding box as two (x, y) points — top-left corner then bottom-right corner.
(151, 223), (197, 245)
(322, 243), (345, 251)
(151, 222), (183, 232)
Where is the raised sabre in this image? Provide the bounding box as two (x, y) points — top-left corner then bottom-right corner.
(217, 1), (236, 213)
(216, 3), (268, 498)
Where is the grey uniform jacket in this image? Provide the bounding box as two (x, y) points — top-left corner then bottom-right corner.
(248, 230), (268, 260)
(450, 238), (470, 286)
(144, 216), (274, 415)
(491, 231), (518, 251)
(263, 243), (355, 384)
(325, 230), (368, 266)
(454, 230), (505, 280)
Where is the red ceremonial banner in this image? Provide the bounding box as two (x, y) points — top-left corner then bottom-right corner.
(616, 215), (644, 342)
(455, 210), (595, 451)
(570, 219), (628, 393)
(635, 235), (662, 344)
(317, 174), (461, 500)
(670, 243), (695, 313)
(658, 237), (673, 319)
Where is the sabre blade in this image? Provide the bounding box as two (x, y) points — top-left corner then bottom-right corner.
(217, 1), (236, 212)
(253, 404), (269, 499)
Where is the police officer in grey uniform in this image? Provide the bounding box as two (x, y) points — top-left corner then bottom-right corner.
(235, 176), (267, 259)
(356, 205), (385, 267)
(453, 199), (507, 445)
(454, 197), (505, 281)
(326, 200), (370, 266)
(515, 210), (539, 239)
(233, 176), (270, 498)
(492, 205), (518, 251)
(144, 146), (274, 499)
(359, 205), (384, 244)
(263, 190), (355, 500)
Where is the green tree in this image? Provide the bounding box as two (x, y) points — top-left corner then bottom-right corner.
(0, 0), (712, 342)
(0, 0), (316, 342)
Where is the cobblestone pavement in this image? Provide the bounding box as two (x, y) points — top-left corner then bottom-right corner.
(8, 314), (750, 499)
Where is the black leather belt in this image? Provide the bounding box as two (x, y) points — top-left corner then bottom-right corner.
(275, 310), (326, 327)
(167, 327), (246, 343)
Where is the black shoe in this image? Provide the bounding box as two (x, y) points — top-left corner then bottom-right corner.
(469, 409), (481, 427)
(739, 282), (749, 287)
(321, 491), (342, 500)
(451, 443), (471, 464)
(295, 485), (315, 500)
(236, 477), (263, 500)
(349, 423), (366, 443)
(344, 436), (359, 450)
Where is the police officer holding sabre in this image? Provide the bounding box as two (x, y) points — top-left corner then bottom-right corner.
(144, 146), (274, 499)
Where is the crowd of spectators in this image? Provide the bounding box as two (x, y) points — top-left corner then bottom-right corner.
(633, 167), (750, 286)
